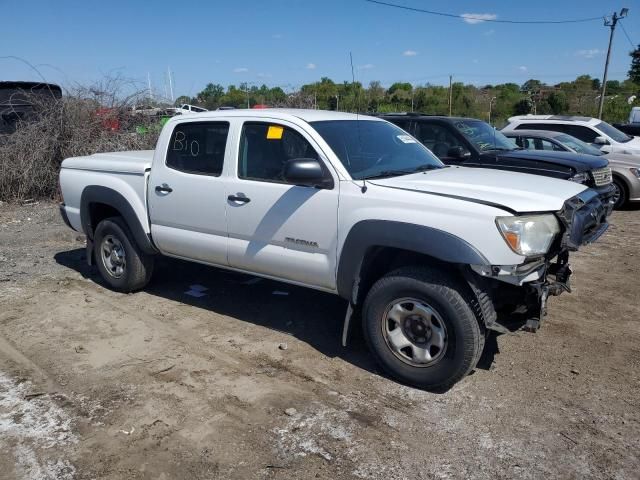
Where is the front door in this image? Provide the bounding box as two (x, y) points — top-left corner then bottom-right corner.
(225, 120), (339, 290)
(148, 120), (231, 265)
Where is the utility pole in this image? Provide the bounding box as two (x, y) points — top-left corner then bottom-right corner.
(147, 72), (153, 102)
(448, 75), (453, 116)
(598, 8), (629, 119)
(167, 66), (174, 103)
(488, 96), (496, 125)
(336, 94), (340, 111)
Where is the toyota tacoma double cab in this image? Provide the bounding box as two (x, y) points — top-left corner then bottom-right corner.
(59, 109), (610, 391)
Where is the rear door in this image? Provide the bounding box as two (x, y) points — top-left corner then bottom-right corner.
(225, 119), (339, 290)
(148, 120), (231, 265)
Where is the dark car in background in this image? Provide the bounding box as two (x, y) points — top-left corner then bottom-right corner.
(504, 129), (640, 208)
(380, 113), (615, 207)
(0, 81), (62, 134)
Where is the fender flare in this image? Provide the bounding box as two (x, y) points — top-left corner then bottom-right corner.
(80, 185), (157, 254)
(336, 220), (490, 301)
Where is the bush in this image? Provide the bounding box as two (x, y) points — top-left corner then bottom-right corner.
(0, 80), (160, 202)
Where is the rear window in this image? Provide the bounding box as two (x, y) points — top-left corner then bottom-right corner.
(595, 121), (632, 143)
(515, 123), (599, 144)
(166, 122), (229, 176)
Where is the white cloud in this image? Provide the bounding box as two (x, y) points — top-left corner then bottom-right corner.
(306, 63), (316, 70)
(358, 63), (374, 70)
(272, 33), (283, 39)
(233, 67), (249, 73)
(402, 50), (418, 56)
(518, 65), (528, 72)
(461, 13), (497, 24)
(257, 72), (272, 78)
(483, 29), (495, 36)
(576, 49), (603, 59)
(472, 59), (479, 64)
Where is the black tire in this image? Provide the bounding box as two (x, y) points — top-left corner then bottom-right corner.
(612, 177), (628, 210)
(93, 216), (154, 292)
(362, 266), (484, 391)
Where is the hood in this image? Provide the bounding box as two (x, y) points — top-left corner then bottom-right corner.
(616, 136), (640, 154)
(491, 149), (608, 171)
(369, 166), (587, 214)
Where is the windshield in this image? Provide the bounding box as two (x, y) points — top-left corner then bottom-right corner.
(310, 120), (443, 180)
(453, 120), (518, 151)
(595, 121), (632, 143)
(555, 134), (603, 156)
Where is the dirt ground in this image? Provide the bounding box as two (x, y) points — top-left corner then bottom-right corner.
(0, 201), (639, 480)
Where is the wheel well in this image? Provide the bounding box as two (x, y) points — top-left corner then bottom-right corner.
(612, 173), (629, 196)
(355, 246), (465, 305)
(87, 202), (121, 237)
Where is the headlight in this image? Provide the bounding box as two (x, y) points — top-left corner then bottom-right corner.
(569, 172), (588, 183)
(496, 214), (560, 256)
(630, 167), (640, 179)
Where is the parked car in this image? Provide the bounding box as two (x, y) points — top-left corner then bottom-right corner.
(0, 81), (62, 134)
(380, 113), (615, 206)
(503, 115), (640, 156)
(613, 107), (640, 137)
(177, 104), (208, 114)
(504, 129), (640, 209)
(59, 109), (610, 390)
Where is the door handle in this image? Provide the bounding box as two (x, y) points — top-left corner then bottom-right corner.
(155, 184), (173, 193)
(227, 195), (251, 204)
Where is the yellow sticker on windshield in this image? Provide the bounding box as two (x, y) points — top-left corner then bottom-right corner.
(267, 125), (284, 140)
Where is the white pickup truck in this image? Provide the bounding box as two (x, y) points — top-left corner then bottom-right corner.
(59, 109), (610, 390)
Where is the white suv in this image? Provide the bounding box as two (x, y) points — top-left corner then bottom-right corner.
(503, 115), (640, 156)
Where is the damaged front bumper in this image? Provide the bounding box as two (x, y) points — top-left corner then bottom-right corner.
(468, 188), (610, 333)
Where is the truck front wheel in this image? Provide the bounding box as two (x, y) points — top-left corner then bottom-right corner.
(362, 266), (484, 391)
(94, 216), (154, 292)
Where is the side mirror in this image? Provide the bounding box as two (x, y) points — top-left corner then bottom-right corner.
(594, 136), (609, 145)
(284, 158), (333, 189)
(447, 146), (471, 159)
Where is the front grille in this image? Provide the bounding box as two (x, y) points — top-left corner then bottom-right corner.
(591, 167), (612, 186)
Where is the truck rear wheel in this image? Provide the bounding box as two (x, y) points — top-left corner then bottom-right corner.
(94, 216), (154, 292)
(362, 266), (484, 391)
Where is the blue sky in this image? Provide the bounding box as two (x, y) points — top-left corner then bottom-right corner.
(1, 0), (639, 98)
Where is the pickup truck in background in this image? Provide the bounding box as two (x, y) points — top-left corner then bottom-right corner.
(59, 109), (610, 391)
(380, 113), (616, 208)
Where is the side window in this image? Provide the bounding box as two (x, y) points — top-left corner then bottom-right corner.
(238, 122), (319, 183)
(535, 138), (562, 151)
(521, 137), (535, 149)
(565, 125), (598, 143)
(414, 122), (464, 158)
(166, 122), (229, 176)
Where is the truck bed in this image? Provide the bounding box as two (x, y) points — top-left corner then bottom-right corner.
(60, 150), (154, 234)
(61, 150), (154, 174)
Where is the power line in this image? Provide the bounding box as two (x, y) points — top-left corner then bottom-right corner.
(619, 20), (636, 48)
(364, 0), (603, 24)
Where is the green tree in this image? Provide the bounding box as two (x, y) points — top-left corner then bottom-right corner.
(196, 83), (225, 109)
(174, 95), (193, 107)
(514, 98), (532, 115)
(521, 79), (544, 92)
(629, 45), (640, 84)
(546, 91), (569, 114)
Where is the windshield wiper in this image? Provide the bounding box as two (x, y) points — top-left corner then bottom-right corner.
(361, 169), (415, 179)
(410, 164), (442, 172)
(483, 147), (514, 152)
